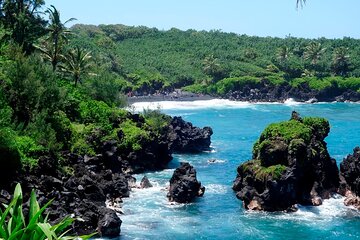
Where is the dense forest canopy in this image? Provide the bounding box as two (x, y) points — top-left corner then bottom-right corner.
(69, 23), (360, 95)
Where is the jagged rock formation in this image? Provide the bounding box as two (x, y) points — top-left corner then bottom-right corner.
(339, 147), (360, 210)
(140, 176), (153, 188)
(167, 162), (205, 203)
(168, 116), (213, 153)
(233, 112), (339, 211)
(97, 208), (122, 237)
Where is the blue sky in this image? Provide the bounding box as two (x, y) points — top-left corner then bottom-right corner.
(45, 0), (360, 39)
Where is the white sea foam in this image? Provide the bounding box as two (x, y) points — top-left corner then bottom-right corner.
(131, 99), (255, 111)
(205, 184), (228, 194)
(245, 194), (359, 224)
(284, 98), (304, 106)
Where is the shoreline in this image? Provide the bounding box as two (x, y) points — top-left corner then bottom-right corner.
(127, 95), (360, 105)
(127, 92), (214, 105)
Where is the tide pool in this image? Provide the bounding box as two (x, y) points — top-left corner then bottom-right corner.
(119, 101), (360, 240)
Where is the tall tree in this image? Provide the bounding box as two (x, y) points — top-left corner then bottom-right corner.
(303, 42), (326, 66)
(44, 5), (76, 71)
(0, 0), (47, 53)
(332, 47), (350, 76)
(277, 46), (292, 63)
(59, 46), (92, 87)
(202, 54), (222, 83)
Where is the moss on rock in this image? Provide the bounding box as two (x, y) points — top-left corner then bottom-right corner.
(259, 120), (312, 144)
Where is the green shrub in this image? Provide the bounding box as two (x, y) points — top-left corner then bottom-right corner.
(25, 111), (61, 153)
(142, 108), (171, 135)
(182, 84), (206, 94)
(290, 77), (332, 91)
(48, 111), (75, 149)
(265, 74), (286, 86)
(337, 77), (360, 91)
(256, 164), (287, 181)
(0, 128), (21, 179)
(260, 120), (312, 143)
(79, 100), (112, 125)
(0, 183), (95, 239)
(215, 76), (261, 95)
(240, 160), (287, 181)
(119, 120), (151, 151)
(303, 117), (330, 139)
(16, 135), (46, 169)
(0, 90), (13, 128)
(0, 105), (12, 128)
(70, 123), (96, 156)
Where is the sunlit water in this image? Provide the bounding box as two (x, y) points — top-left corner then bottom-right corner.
(114, 100), (360, 239)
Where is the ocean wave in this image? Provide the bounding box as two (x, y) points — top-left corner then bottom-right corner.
(129, 98), (313, 111)
(205, 184), (228, 194)
(245, 195), (359, 223)
(283, 98), (304, 106)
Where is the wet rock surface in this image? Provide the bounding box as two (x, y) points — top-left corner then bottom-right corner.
(339, 147), (360, 209)
(168, 116), (213, 153)
(233, 112), (339, 211)
(167, 162), (205, 203)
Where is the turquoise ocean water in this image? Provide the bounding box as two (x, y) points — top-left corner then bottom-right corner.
(117, 100), (360, 240)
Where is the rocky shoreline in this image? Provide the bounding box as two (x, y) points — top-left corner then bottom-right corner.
(0, 113), (213, 238)
(128, 83), (360, 105)
(223, 80), (360, 103)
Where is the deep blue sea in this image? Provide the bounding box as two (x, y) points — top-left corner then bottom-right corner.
(117, 100), (360, 240)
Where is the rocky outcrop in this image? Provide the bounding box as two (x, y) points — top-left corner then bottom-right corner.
(339, 147), (360, 210)
(140, 176), (153, 188)
(233, 112), (339, 211)
(168, 116), (213, 153)
(97, 208), (122, 237)
(167, 162), (205, 203)
(224, 79), (360, 103)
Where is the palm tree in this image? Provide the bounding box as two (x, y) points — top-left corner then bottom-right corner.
(202, 54), (221, 83)
(59, 46), (92, 87)
(44, 5), (76, 71)
(297, 0), (306, 8)
(303, 42), (326, 66)
(332, 47), (350, 76)
(277, 46), (291, 63)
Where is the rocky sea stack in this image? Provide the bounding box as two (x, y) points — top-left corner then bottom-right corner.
(233, 111), (339, 211)
(167, 162), (205, 203)
(340, 147), (360, 210)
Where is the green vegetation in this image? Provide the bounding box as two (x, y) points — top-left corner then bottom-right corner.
(240, 160), (287, 181)
(67, 24), (360, 97)
(0, 1), (170, 191)
(303, 117), (330, 138)
(259, 120), (312, 143)
(245, 115), (330, 182)
(0, 183), (94, 240)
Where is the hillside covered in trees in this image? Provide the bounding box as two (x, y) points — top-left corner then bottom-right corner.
(69, 24), (360, 100)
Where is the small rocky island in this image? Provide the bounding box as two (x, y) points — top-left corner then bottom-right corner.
(167, 162), (205, 203)
(233, 111), (340, 211)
